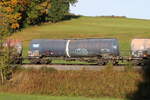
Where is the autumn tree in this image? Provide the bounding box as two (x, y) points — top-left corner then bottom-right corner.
(0, 0), (77, 33)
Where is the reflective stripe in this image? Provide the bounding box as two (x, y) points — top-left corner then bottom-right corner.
(66, 40), (71, 57)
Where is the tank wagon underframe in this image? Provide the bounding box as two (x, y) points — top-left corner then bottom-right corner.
(28, 39), (121, 65)
(24, 55), (146, 66)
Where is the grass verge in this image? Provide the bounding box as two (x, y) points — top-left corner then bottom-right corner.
(0, 93), (124, 100)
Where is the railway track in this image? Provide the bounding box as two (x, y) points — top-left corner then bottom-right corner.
(21, 64), (143, 71)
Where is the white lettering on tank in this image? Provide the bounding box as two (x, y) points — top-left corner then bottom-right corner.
(33, 44), (40, 48)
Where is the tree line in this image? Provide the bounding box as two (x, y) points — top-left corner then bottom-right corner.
(0, 0), (77, 34)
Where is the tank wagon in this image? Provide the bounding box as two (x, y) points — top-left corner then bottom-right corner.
(3, 39), (23, 64)
(28, 38), (120, 65)
(131, 39), (150, 65)
(131, 39), (150, 58)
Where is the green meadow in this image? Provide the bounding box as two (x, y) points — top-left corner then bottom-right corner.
(11, 16), (150, 56)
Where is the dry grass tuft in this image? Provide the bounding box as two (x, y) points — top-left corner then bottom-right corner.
(0, 68), (144, 98)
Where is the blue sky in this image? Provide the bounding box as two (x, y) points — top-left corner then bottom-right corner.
(70, 0), (150, 19)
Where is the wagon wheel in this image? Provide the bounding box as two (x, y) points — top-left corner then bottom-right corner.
(30, 58), (40, 64)
(111, 60), (119, 66)
(97, 59), (108, 66)
(15, 58), (23, 64)
(131, 59), (141, 66)
(40, 58), (52, 64)
(10, 56), (22, 64)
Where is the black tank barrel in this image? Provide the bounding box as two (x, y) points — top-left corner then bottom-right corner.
(68, 39), (119, 57)
(29, 38), (120, 58)
(29, 39), (67, 57)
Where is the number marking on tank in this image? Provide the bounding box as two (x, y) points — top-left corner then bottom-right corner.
(72, 48), (88, 56)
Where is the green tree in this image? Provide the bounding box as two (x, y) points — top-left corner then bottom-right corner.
(47, 0), (77, 22)
(0, 0), (78, 33)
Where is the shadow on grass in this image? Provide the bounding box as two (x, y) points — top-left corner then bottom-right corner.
(14, 14), (81, 34)
(62, 14), (81, 21)
(127, 61), (150, 100)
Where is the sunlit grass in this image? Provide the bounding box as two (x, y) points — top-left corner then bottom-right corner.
(11, 16), (150, 57)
